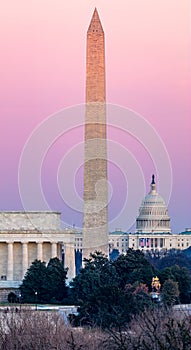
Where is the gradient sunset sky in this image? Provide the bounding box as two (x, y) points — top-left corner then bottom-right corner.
(0, 0), (190, 233)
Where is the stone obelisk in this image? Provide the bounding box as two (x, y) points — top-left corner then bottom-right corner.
(83, 8), (108, 259)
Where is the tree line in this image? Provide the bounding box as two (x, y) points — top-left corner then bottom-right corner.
(18, 249), (191, 329)
(1, 306), (191, 349)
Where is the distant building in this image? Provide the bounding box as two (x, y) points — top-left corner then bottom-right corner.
(108, 229), (128, 255)
(123, 176), (191, 253)
(75, 176), (191, 257)
(136, 175), (171, 234)
(0, 212), (75, 301)
(75, 228), (128, 256)
(128, 229), (191, 252)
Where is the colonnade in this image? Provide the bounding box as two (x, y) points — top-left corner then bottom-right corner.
(5, 241), (75, 281)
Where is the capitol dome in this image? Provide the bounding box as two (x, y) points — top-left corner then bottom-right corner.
(136, 175), (171, 233)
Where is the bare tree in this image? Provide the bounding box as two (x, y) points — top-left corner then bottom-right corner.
(0, 308), (190, 350)
(0, 309), (106, 350)
(106, 307), (191, 350)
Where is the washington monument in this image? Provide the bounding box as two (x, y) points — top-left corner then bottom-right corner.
(83, 8), (108, 259)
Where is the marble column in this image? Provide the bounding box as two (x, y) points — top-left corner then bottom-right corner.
(22, 242), (28, 279)
(64, 242), (75, 282)
(51, 243), (57, 258)
(7, 242), (13, 280)
(37, 242), (43, 261)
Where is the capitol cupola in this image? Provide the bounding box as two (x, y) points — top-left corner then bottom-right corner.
(136, 175), (171, 234)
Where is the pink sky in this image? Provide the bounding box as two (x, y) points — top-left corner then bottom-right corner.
(0, 0), (190, 232)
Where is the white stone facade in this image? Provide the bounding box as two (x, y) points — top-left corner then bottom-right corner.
(75, 229), (128, 255)
(108, 229), (129, 254)
(128, 230), (191, 251)
(0, 212), (76, 296)
(0, 211), (61, 231)
(75, 229), (191, 256)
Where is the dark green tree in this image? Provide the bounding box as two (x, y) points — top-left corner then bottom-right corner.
(20, 258), (68, 304)
(70, 250), (153, 329)
(146, 249), (191, 274)
(70, 251), (124, 327)
(132, 283), (152, 311)
(158, 250), (191, 271)
(113, 248), (155, 289)
(160, 265), (191, 303)
(45, 257), (68, 303)
(20, 260), (47, 303)
(162, 279), (180, 306)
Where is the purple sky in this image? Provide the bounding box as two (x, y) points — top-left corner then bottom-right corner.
(0, 1), (190, 233)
